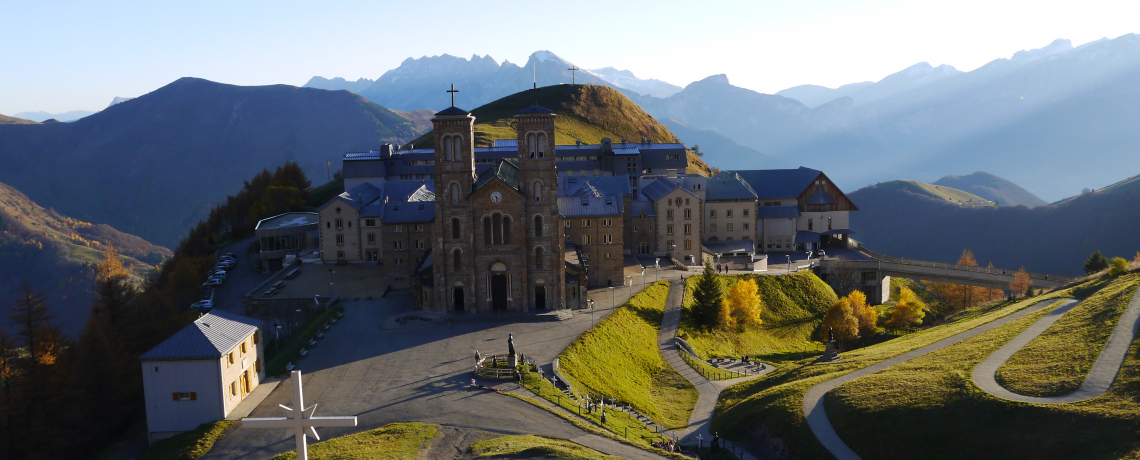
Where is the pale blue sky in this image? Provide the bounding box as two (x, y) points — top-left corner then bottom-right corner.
(2, 0), (1137, 115)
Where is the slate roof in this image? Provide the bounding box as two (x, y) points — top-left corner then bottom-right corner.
(796, 231), (820, 242)
(475, 159), (521, 191)
(756, 207), (800, 219)
(383, 201), (435, 223)
(320, 182), (383, 212)
(558, 196), (623, 218)
(706, 173), (759, 201)
(732, 167), (823, 199)
(140, 310), (261, 361)
(435, 106), (471, 116)
(560, 175), (632, 197)
(518, 105), (554, 114)
(255, 212), (319, 230)
(640, 177), (699, 202)
(630, 200), (656, 217)
(386, 182), (435, 202)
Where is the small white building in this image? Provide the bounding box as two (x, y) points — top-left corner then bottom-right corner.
(140, 310), (265, 443)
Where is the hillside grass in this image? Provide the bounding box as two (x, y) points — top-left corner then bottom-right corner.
(556, 281), (698, 429)
(469, 434), (623, 460)
(896, 180), (994, 205)
(679, 272), (834, 364)
(408, 85), (713, 176)
(711, 291), (1055, 459)
(142, 421), (234, 460)
(270, 422), (438, 460)
(995, 272), (1140, 396)
(826, 272), (1140, 459)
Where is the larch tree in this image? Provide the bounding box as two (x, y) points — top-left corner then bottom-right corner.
(1133, 252), (1140, 264)
(846, 290), (879, 338)
(690, 263), (725, 330)
(1009, 268), (1032, 297)
(822, 297), (859, 346)
(925, 249), (995, 312)
(726, 278), (763, 327)
(886, 287), (926, 331)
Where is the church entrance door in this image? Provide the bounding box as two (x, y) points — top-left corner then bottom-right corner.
(491, 275), (508, 311)
(453, 288), (464, 311)
(535, 286), (546, 310)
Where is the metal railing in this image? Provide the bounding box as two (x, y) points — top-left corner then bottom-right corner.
(850, 245), (1074, 283)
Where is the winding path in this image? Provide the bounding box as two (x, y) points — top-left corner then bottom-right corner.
(973, 283), (1140, 403)
(658, 282), (773, 454)
(803, 298), (1075, 460)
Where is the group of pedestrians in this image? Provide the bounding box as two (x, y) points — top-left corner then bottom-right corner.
(715, 263), (731, 274)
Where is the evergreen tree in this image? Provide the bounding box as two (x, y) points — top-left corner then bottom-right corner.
(690, 263), (724, 330)
(1084, 251), (1110, 275)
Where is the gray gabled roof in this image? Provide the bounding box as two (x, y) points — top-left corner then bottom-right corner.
(383, 201), (435, 223)
(706, 172), (758, 201)
(640, 177), (700, 202)
(732, 167), (823, 199)
(558, 196), (623, 218)
(319, 182), (383, 212)
(475, 159), (520, 191)
(435, 106), (471, 116)
(630, 200), (656, 217)
(140, 310), (261, 361)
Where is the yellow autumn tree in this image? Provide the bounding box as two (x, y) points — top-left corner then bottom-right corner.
(1009, 267), (1032, 297)
(725, 278), (763, 327)
(1109, 257), (1129, 276)
(885, 287), (926, 331)
(1133, 252), (1140, 264)
(846, 290), (879, 338)
(924, 249), (997, 312)
(822, 297), (860, 345)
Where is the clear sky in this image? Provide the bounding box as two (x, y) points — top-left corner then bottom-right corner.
(2, 0), (1137, 115)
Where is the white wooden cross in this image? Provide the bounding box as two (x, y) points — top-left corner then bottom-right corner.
(240, 370), (357, 460)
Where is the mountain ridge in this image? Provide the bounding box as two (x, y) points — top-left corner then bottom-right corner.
(933, 171), (1046, 207)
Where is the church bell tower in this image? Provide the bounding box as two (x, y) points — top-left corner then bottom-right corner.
(432, 84), (477, 312)
(516, 85), (564, 310)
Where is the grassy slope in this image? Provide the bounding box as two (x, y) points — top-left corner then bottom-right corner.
(142, 421), (234, 460)
(0, 114), (39, 124)
(711, 292), (1059, 459)
(996, 273), (1140, 396)
(557, 281), (698, 429)
(469, 434), (623, 460)
(270, 423), (438, 460)
(933, 171), (1047, 207)
(679, 272), (835, 364)
(409, 84), (714, 176)
(827, 271), (1140, 460)
(889, 180), (994, 205)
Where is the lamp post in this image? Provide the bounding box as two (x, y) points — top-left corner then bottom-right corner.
(275, 324), (282, 358)
(627, 276), (633, 299)
(609, 286), (615, 310)
(328, 269), (336, 298)
(698, 433), (703, 451)
(654, 258), (660, 282)
(786, 254), (791, 273)
(588, 299), (596, 327)
(641, 267), (646, 289)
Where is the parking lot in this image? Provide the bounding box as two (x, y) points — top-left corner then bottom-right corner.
(267, 263), (387, 300)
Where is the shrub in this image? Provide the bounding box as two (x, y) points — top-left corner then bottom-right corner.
(1109, 257), (1129, 276)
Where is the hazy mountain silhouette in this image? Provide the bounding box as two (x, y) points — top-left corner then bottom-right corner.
(303, 76), (376, 93)
(0, 77), (419, 246)
(933, 172), (1046, 207)
(661, 119), (788, 170)
(12, 110), (95, 122)
(849, 172), (1140, 277)
(589, 66), (682, 98)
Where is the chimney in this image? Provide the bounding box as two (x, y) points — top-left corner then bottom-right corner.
(601, 137), (612, 153)
(576, 139), (582, 146)
(621, 138), (626, 144)
(380, 143), (394, 158)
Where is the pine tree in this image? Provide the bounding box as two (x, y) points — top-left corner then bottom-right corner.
(0, 327), (15, 460)
(690, 263), (724, 330)
(822, 298), (859, 346)
(1085, 251), (1110, 275)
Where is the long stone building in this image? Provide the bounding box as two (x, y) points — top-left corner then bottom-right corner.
(317, 93), (858, 312)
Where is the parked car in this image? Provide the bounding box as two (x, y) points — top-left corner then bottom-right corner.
(215, 263), (234, 271)
(207, 270), (227, 277)
(218, 255), (236, 261)
(223, 252), (236, 258)
(216, 260), (235, 267)
(203, 279), (223, 287)
(191, 300), (214, 311)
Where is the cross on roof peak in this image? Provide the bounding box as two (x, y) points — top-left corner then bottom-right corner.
(447, 84), (459, 107)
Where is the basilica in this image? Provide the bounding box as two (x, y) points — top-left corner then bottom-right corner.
(316, 91), (858, 313)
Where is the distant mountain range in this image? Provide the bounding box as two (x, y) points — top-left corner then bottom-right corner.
(660, 119), (788, 170)
(624, 35), (1140, 202)
(0, 114), (37, 124)
(11, 110), (95, 123)
(302, 51), (684, 111)
(0, 180), (170, 335)
(0, 77), (419, 246)
(849, 171), (1140, 277)
(933, 171), (1046, 207)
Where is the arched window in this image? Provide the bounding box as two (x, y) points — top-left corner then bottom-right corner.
(450, 183), (459, 204)
(537, 133), (546, 158)
(533, 181), (542, 203)
(453, 249), (462, 271)
(451, 218), (461, 239)
(443, 136), (453, 161)
(492, 214), (502, 245)
(503, 216), (511, 244)
(534, 215), (543, 237)
(483, 217), (492, 245)
(527, 134), (536, 158)
(452, 136), (461, 160)
(535, 246), (544, 270)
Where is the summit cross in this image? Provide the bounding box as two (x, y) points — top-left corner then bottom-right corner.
(567, 65), (580, 85)
(447, 84), (459, 107)
(240, 370), (357, 460)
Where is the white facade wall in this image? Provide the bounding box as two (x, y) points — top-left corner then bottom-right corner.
(653, 189), (703, 263)
(220, 334), (265, 416)
(141, 359), (223, 441)
(797, 210), (850, 233)
(704, 201), (757, 242)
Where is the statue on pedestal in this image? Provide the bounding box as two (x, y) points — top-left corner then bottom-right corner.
(508, 332), (518, 368)
(816, 326), (842, 363)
